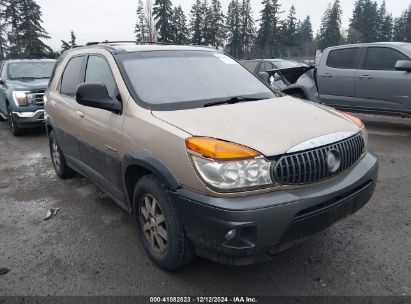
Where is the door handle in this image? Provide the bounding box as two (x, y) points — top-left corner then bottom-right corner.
(321, 73), (333, 78)
(359, 75), (373, 79)
(76, 111), (84, 118)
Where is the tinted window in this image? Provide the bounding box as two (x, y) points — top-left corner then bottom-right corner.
(85, 56), (116, 98)
(241, 61), (259, 73)
(326, 48), (360, 69)
(364, 47), (408, 70)
(118, 51), (275, 110)
(60, 56), (84, 97)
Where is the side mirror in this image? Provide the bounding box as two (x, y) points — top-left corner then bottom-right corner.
(76, 82), (122, 113)
(395, 60), (411, 72)
(257, 72), (269, 84)
(0, 78), (4, 85)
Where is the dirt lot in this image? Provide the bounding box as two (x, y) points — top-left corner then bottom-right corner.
(0, 114), (410, 296)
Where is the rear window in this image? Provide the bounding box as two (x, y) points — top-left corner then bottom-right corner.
(326, 48), (360, 69)
(60, 56), (84, 98)
(364, 47), (408, 70)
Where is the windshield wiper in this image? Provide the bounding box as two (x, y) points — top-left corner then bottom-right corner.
(204, 96), (262, 107)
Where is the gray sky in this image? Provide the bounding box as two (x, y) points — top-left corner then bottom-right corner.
(37, 0), (409, 51)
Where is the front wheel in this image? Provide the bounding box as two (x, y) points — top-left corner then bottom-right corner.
(133, 175), (195, 270)
(8, 108), (23, 136)
(49, 130), (74, 179)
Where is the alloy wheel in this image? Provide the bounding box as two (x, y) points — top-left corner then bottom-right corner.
(139, 194), (168, 254)
(51, 139), (61, 169)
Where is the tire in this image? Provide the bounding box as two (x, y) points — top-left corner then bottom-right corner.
(49, 130), (74, 179)
(133, 174), (195, 270)
(7, 107), (24, 136)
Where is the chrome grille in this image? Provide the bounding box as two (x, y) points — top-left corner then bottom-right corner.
(274, 134), (365, 185)
(27, 90), (45, 106)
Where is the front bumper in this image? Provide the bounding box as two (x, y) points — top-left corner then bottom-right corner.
(12, 110), (45, 128)
(171, 152), (378, 265)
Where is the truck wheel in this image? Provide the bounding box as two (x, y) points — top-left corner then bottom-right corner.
(49, 130), (74, 179)
(133, 175), (195, 270)
(7, 108), (23, 136)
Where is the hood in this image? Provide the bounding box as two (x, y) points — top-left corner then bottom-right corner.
(152, 96), (361, 156)
(9, 78), (49, 91)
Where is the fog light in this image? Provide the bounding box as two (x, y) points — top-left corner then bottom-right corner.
(225, 229), (238, 241)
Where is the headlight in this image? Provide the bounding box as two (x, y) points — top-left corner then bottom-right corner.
(12, 91), (29, 106)
(186, 137), (274, 192)
(361, 128), (368, 153)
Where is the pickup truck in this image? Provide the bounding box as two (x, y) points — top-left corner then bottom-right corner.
(0, 59), (56, 136)
(261, 42), (411, 117)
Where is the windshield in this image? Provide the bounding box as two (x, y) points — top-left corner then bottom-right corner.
(117, 51), (276, 110)
(8, 62), (56, 80)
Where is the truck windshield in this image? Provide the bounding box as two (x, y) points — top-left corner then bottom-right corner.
(8, 62), (56, 80)
(117, 51), (276, 110)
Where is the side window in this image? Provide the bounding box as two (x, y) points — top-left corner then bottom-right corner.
(326, 48), (360, 69)
(364, 47), (408, 71)
(60, 56), (84, 98)
(242, 61), (258, 73)
(260, 62), (274, 73)
(85, 56), (116, 98)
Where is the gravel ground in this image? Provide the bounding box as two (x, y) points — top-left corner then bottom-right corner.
(0, 114), (410, 296)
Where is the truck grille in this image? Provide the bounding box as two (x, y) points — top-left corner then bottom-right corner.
(274, 134), (365, 185)
(27, 90), (45, 106)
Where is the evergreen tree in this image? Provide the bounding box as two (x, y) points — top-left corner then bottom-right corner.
(298, 16), (313, 43)
(208, 0), (226, 48)
(283, 5), (298, 56)
(226, 0), (241, 58)
(18, 0), (51, 58)
(256, 0), (282, 57)
(61, 31), (77, 53)
(0, 2), (7, 59)
(393, 10), (408, 42)
(406, 5), (411, 42)
(153, 0), (173, 42)
(240, 0), (255, 57)
(189, 0), (204, 44)
(4, 0), (22, 57)
(376, 1), (393, 42)
(348, 0), (379, 43)
(171, 5), (189, 45)
(317, 0), (342, 50)
(135, 0), (149, 42)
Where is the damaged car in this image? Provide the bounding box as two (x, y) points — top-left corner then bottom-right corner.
(46, 42), (378, 270)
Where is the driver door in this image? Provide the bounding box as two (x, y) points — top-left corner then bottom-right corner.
(76, 54), (125, 202)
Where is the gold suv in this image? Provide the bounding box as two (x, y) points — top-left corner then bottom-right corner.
(46, 42), (378, 270)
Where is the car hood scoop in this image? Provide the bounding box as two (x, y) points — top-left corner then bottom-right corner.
(152, 96), (360, 156)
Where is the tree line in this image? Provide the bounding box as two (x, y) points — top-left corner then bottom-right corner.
(138, 0), (411, 59)
(0, 0), (410, 61)
(318, 0), (411, 50)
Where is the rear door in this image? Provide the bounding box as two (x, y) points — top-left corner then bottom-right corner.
(76, 54), (125, 201)
(355, 46), (411, 113)
(317, 47), (361, 107)
(48, 55), (85, 164)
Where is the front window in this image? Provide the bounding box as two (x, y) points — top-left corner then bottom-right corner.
(8, 61), (55, 80)
(117, 51), (276, 110)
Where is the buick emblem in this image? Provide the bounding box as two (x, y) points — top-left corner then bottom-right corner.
(327, 150), (341, 173)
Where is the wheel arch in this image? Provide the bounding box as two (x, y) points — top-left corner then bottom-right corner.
(122, 150), (180, 213)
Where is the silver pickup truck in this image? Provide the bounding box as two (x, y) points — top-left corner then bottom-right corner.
(257, 42), (411, 118)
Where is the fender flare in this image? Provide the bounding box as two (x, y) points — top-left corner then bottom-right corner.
(122, 150), (180, 193)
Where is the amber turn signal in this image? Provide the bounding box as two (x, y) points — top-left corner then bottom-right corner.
(185, 137), (259, 159)
(339, 111), (364, 128)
